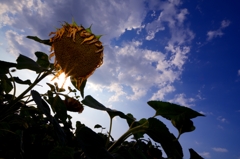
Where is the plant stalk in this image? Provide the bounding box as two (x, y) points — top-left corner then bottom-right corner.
(108, 120), (148, 152)
(105, 117), (113, 147)
(8, 71), (50, 108)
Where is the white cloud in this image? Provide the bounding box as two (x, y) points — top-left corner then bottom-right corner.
(1, 0), (195, 103)
(217, 116), (228, 123)
(212, 147), (228, 153)
(5, 30), (43, 58)
(169, 93), (195, 107)
(108, 83), (126, 102)
(176, 9), (188, 24)
(207, 20), (231, 41)
(145, 0), (194, 44)
(221, 20), (231, 28)
(0, 0), (146, 43)
(151, 85), (175, 100)
(238, 70), (240, 76)
(207, 30), (224, 41)
(199, 152), (210, 158)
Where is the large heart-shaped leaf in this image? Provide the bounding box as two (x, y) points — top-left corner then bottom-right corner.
(0, 60), (17, 74)
(147, 101), (204, 120)
(148, 101), (204, 137)
(81, 95), (131, 120)
(16, 54), (43, 73)
(35, 52), (50, 69)
(146, 117), (183, 159)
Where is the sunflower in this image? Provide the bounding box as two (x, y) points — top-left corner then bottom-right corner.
(49, 20), (103, 89)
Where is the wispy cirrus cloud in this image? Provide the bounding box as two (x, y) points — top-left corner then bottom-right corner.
(199, 152), (210, 158)
(217, 116), (228, 123)
(207, 20), (231, 41)
(212, 147), (228, 153)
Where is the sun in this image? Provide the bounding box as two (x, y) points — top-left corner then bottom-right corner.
(51, 72), (70, 89)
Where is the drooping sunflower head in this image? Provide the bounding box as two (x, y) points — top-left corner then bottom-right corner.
(49, 20), (103, 89)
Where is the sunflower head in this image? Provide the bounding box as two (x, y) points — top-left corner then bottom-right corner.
(49, 20), (103, 89)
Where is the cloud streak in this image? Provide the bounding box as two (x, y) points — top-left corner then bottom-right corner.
(212, 147), (228, 152)
(207, 20), (231, 41)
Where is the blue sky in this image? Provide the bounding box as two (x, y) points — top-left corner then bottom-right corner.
(0, 0), (240, 158)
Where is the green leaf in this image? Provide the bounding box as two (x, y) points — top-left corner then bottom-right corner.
(148, 101), (204, 137)
(0, 60), (17, 75)
(52, 95), (67, 122)
(189, 148), (204, 159)
(46, 83), (56, 91)
(35, 51), (50, 69)
(79, 79), (87, 98)
(147, 101), (204, 120)
(31, 90), (51, 118)
(0, 74), (13, 94)
(31, 90), (66, 145)
(171, 118), (195, 136)
(125, 114), (146, 140)
(16, 54), (43, 73)
(26, 36), (52, 46)
(12, 77), (32, 85)
(81, 95), (131, 120)
(94, 124), (104, 129)
(146, 118), (183, 159)
(70, 77), (87, 98)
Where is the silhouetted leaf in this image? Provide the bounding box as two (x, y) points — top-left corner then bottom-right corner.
(189, 148), (204, 159)
(31, 90), (51, 118)
(16, 54), (43, 73)
(171, 118), (195, 136)
(147, 101), (204, 120)
(125, 114), (146, 140)
(35, 51), (50, 69)
(26, 36), (52, 46)
(52, 95), (67, 122)
(31, 90), (66, 146)
(0, 74), (13, 94)
(94, 124), (104, 129)
(46, 83), (56, 91)
(70, 77), (87, 98)
(146, 118), (183, 159)
(79, 79), (87, 98)
(0, 60), (17, 74)
(148, 101), (204, 137)
(82, 95), (131, 120)
(12, 77), (32, 85)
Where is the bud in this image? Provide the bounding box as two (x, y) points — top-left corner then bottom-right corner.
(64, 97), (84, 113)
